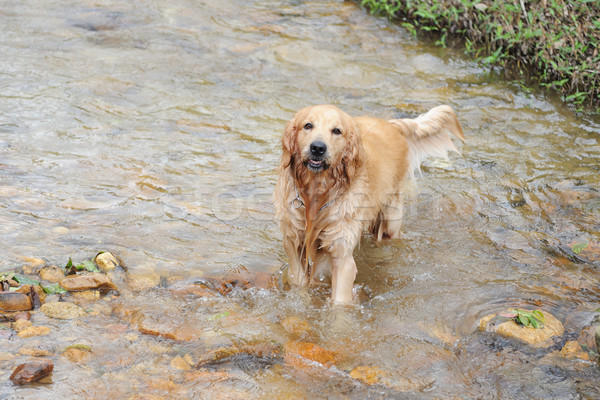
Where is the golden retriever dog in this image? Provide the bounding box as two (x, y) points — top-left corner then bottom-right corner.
(273, 104), (464, 304)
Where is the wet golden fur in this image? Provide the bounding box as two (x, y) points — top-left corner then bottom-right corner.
(273, 104), (465, 304)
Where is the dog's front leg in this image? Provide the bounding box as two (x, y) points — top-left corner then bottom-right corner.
(283, 235), (309, 287)
(331, 252), (357, 304)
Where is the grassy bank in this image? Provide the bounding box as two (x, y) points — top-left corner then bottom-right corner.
(360, 0), (600, 111)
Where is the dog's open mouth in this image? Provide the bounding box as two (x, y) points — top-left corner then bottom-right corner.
(305, 158), (328, 172)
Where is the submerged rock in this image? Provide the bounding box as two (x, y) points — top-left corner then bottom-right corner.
(18, 347), (52, 357)
(59, 273), (117, 292)
(559, 340), (590, 361)
(479, 309), (564, 347)
(170, 282), (218, 298)
(17, 325), (51, 339)
(280, 316), (315, 340)
(284, 341), (339, 367)
(0, 292), (32, 312)
(195, 342), (280, 368)
(63, 346), (93, 363)
(40, 301), (86, 319)
(127, 271), (161, 292)
(9, 359), (53, 384)
(349, 365), (385, 385)
(170, 355), (193, 371)
(39, 265), (65, 283)
(12, 319), (32, 333)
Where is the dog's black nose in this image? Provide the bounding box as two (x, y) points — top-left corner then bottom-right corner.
(310, 141), (327, 157)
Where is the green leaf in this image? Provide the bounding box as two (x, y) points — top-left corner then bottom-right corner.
(530, 318), (540, 329)
(0, 271), (15, 281)
(41, 283), (67, 294)
(532, 310), (545, 324)
(571, 242), (588, 254)
(77, 261), (100, 273)
(518, 314), (530, 326)
(64, 344), (92, 352)
(65, 258), (73, 270)
(13, 273), (40, 286)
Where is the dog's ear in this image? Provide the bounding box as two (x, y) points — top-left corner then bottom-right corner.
(281, 112), (300, 169)
(338, 116), (364, 182)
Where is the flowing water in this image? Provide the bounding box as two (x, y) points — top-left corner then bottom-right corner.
(1, 0), (600, 398)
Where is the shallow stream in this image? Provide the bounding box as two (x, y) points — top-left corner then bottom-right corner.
(1, 0), (600, 398)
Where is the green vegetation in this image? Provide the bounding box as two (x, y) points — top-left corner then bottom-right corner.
(360, 0), (600, 111)
(511, 309), (546, 328)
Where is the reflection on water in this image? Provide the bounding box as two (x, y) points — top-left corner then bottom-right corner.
(1, 0), (599, 398)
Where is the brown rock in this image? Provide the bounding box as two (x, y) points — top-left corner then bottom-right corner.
(0, 292), (32, 312)
(195, 343), (280, 368)
(138, 319), (204, 342)
(127, 271), (161, 292)
(281, 316), (314, 340)
(39, 265), (65, 283)
(9, 359), (53, 384)
(170, 355), (192, 371)
(559, 340), (590, 361)
(21, 257), (46, 274)
(40, 301), (86, 319)
(284, 341), (339, 367)
(14, 311), (31, 321)
(19, 347), (52, 357)
(12, 318), (32, 333)
(94, 252), (120, 272)
(350, 365), (385, 385)
(59, 273), (117, 292)
(202, 267), (276, 295)
(71, 290), (101, 301)
(18, 326), (51, 338)
(479, 309), (564, 347)
(170, 283), (218, 298)
(15, 284), (46, 305)
(63, 347), (92, 363)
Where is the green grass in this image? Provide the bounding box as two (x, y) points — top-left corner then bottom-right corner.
(360, 0), (600, 112)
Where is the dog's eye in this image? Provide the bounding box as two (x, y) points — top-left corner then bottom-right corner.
(332, 128), (342, 135)
(303, 123), (313, 130)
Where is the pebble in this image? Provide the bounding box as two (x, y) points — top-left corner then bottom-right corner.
(52, 226), (70, 234)
(17, 326), (51, 339)
(94, 252), (120, 272)
(63, 347), (92, 363)
(12, 319), (32, 333)
(14, 311), (32, 321)
(19, 347), (52, 357)
(0, 292), (32, 312)
(39, 265), (65, 283)
(9, 359), (54, 384)
(59, 273), (117, 292)
(284, 341), (339, 367)
(40, 301), (87, 319)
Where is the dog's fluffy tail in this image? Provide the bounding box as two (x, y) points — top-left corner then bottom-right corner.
(389, 105), (465, 177)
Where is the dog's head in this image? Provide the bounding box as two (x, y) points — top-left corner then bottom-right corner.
(281, 105), (363, 181)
